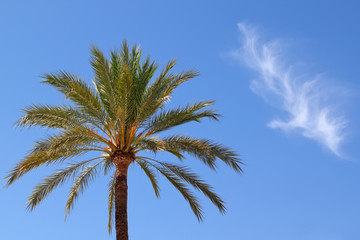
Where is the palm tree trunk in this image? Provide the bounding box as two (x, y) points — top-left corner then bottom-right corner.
(113, 151), (134, 240)
(115, 166), (129, 240)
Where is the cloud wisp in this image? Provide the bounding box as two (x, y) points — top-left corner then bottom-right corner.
(232, 23), (347, 157)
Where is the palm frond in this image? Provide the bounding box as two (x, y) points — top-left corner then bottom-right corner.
(92, 42), (144, 131)
(68, 108), (107, 134)
(209, 142), (244, 173)
(65, 160), (105, 217)
(114, 42), (140, 128)
(91, 45), (119, 120)
(107, 172), (116, 234)
(150, 160), (225, 213)
(5, 146), (98, 187)
(134, 137), (184, 160)
(136, 159), (160, 198)
(136, 56), (158, 101)
(16, 104), (109, 136)
(16, 104), (81, 130)
(144, 101), (220, 134)
(125, 55), (158, 126)
(137, 157), (203, 221)
(162, 69), (199, 100)
(5, 126), (108, 187)
(137, 60), (199, 124)
(103, 157), (114, 175)
(26, 158), (101, 211)
(137, 59), (177, 120)
(34, 127), (103, 152)
(161, 135), (243, 172)
(42, 71), (104, 122)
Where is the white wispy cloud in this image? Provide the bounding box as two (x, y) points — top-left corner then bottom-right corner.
(231, 23), (347, 157)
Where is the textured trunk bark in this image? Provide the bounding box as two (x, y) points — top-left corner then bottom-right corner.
(115, 166), (129, 240)
(113, 152), (134, 240)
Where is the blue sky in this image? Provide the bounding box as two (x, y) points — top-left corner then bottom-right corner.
(1, 0), (360, 239)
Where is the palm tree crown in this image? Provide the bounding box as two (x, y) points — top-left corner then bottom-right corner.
(6, 41), (243, 239)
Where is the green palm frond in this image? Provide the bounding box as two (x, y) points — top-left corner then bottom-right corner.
(126, 55), (158, 126)
(134, 137), (184, 160)
(137, 157), (204, 221)
(92, 42), (151, 131)
(119, 62), (134, 126)
(16, 104), (81, 130)
(138, 59), (194, 120)
(26, 158), (101, 211)
(113, 44), (138, 129)
(134, 137), (164, 153)
(35, 128), (103, 151)
(103, 157), (114, 175)
(162, 135), (243, 172)
(65, 160), (105, 217)
(134, 135), (242, 173)
(41, 71), (104, 123)
(16, 104), (107, 135)
(136, 159), (160, 198)
(207, 141), (243, 173)
(136, 56), (158, 101)
(107, 172), (116, 234)
(69, 108), (107, 134)
(144, 101), (220, 134)
(6, 126), (107, 187)
(150, 160), (225, 213)
(91, 45), (119, 120)
(161, 69), (199, 101)
(5, 146), (99, 186)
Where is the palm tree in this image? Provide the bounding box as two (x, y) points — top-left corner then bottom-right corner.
(5, 41), (243, 240)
